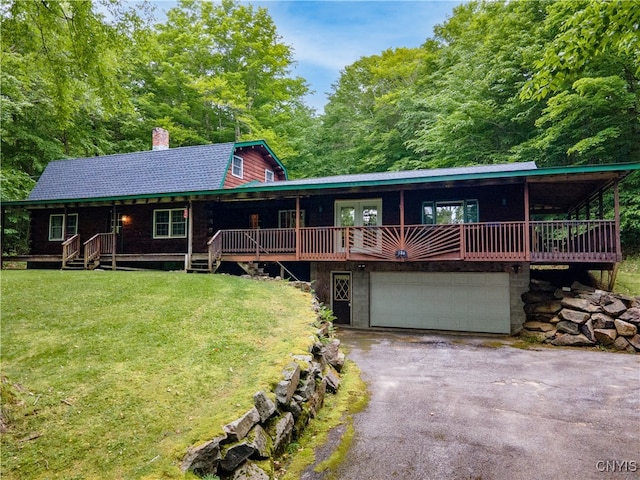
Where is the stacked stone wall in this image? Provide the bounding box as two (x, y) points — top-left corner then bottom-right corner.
(180, 291), (345, 479)
(521, 279), (640, 353)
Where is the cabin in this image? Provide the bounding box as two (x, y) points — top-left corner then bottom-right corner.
(3, 130), (638, 335)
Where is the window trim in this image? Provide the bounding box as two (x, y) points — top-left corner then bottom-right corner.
(278, 209), (305, 228)
(153, 208), (187, 239)
(265, 169), (274, 182)
(49, 213), (78, 241)
(422, 199), (479, 224)
(231, 155), (243, 179)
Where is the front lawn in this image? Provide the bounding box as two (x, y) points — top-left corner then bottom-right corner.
(0, 271), (316, 479)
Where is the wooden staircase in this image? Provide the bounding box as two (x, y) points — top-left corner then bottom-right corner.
(237, 261), (265, 276)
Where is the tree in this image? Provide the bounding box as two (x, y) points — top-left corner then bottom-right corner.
(520, 0), (640, 165)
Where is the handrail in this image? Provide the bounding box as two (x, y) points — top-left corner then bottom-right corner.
(83, 233), (114, 269)
(207, 231), (223, 272)
(61, 234), (80, 268)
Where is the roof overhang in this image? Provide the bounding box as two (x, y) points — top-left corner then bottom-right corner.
(3, 162), (638, 209)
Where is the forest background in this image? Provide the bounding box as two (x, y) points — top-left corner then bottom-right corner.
(1, 0), (638, 252)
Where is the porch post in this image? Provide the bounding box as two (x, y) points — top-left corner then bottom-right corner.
(524, 181), (531, 261)
(295, 195), (300, 261)
(111, 205), (117, 271)
(399, 190), (405, 250)
(614, 180), (622, 262)
(186, 200), (193, 270)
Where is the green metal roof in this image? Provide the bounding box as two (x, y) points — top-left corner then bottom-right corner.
(3, 161), (638, 207)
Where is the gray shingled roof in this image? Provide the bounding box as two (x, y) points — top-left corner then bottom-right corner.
(263, 161), (538, 188)
(28, 143), (235, 201)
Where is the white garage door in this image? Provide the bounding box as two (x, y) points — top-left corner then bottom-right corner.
(370, 272), (510, 333)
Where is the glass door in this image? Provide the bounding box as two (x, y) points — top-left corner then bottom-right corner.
(334, 199), (382, 253)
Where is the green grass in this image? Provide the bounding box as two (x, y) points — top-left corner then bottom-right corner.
(1, 270), (317, 479)
(616, 255), (640, 296)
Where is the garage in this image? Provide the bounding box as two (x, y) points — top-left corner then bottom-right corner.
(370, 272), (510, 333)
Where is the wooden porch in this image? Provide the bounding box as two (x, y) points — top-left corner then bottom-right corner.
(205, 219), (620, 267)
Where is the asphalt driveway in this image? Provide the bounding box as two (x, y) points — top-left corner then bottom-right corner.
(323, 330), (640, 480)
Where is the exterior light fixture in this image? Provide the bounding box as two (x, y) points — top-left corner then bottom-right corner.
(395, 249), (408, 259)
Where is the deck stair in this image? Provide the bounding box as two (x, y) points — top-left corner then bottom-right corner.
(237, 261), (265, 276)
(187, 258), (212, 273)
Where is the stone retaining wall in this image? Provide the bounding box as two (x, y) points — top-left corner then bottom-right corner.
(180, 294), (345, 479)
(521, 279), (640, 353)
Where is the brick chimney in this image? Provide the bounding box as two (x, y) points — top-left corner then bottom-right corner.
(152, 127), (169, 151)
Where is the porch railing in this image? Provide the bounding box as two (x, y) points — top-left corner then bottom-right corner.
(209, 220), (619, 264)
(83, 233), (114, 269)
(61, 234), (80, 268)
(530, 220), (617, 262)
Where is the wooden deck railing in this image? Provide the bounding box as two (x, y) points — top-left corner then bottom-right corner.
(61, 234), (80, 268)
(530, 220), (617, 262)
(209, 220), (619, 264)
(83, 233), (114, 269)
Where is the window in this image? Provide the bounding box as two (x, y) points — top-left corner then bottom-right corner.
(278, 210), (305, 228)
(49, 214), (78, 241)
(422, 200), (479, 224)
(265, 169), (274, 182)
(154, 209), (187, 238)
(232, 155), (243, 178)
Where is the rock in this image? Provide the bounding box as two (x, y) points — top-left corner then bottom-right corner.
(231, 461), (270, 480)
(324, 339), (345, 372)
(578, 292), (604, 304)
(253, 391), (277, 423)
(556, 320), (580, 335)
(524, 302), (563, 315)
(549, 315), (560, 324)
(614, 319), (638, 337)
(291, 354), (314, 375)
(522, 291), (556, 303)
(554, 288), (574, 299)
(275, 363), (301, 406)
(308, 377), (327, 416)
(551, 333), (594, 347)
(591, 313), (615, 329)
(223, 408), (261, 443)
(272, 412), (294, 455)
(523, 321), (556, 332)
(580, 319), (595, 342)
(180, 436), (225, 475)
(571, 281), (595, 293)
(220, 442), (256, 472)
(522, 330), (555, 341)
(246, 425), (272, 460)
(619, 307), (640, 325)
(283, 399), (302, 418)
(558, 308), (590, 324)
(324, 365), (341, 393)
(594, 329), (617, 346)
(628, 334), (640, 352)
(603, 298), (627, 317)
(530, 279), (556, 292)
(612, 336), (636, 353)
(295, 376), (317, 401)
(561, 297), (602, 314)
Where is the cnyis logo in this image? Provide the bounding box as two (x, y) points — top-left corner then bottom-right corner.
(595, 460), (638, 473)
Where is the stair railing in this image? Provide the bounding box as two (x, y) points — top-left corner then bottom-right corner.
(83, 233), (114, 269)
(61, 234), (80, 268)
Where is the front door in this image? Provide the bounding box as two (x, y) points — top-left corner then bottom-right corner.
(332, 272), (352, 325)
(334, 199), (382, 252)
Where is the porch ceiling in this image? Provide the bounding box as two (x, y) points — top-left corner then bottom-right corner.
(527, 172), (622, 215)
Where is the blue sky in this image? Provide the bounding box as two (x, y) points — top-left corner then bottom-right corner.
(152, 1), (464, 112)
